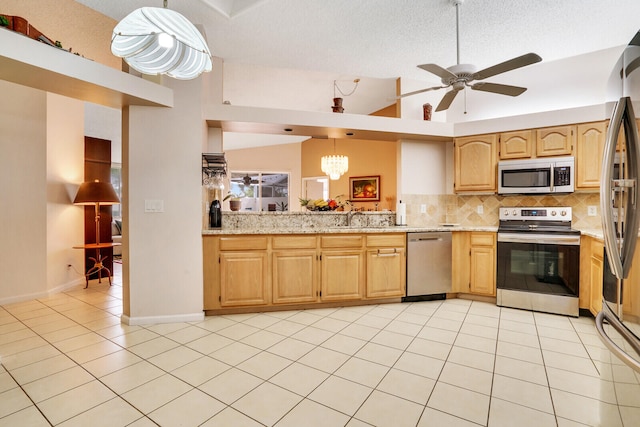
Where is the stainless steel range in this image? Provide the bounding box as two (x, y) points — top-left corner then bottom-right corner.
(496, 207), (580, 317)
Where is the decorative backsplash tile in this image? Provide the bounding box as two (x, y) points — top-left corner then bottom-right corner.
(402, 192), (602, 230)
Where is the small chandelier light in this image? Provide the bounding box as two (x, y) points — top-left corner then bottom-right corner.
(321, 139), (349, 180)
(111, 0), (213, 80)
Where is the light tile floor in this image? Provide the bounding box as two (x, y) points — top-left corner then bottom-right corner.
(1, 264), (640, 426)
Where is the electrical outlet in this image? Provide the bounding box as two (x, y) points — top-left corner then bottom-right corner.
(588, 205), (597, 216)
(420, 204), (427, 213)
(477, 205), (484, 215)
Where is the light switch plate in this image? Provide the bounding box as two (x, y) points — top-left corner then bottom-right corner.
(477, 205), (484, 215)
(145, 199), (164, 213)
(588, 205), (597, 216)
(420, 204), (427, 213)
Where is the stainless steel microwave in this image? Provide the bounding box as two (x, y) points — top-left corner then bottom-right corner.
(498, 156), (575, 194)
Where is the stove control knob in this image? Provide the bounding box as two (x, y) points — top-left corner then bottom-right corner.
(551, 211), (557, 216)
(512, 209), (518, 216)
(561, 210), (567, 216)
(504, 211), (509, 216)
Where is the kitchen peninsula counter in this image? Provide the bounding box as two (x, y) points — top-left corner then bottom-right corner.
(202, 225), (499, 235)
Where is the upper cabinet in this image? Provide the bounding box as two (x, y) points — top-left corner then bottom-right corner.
(499, 130), (534, 159)
(576, 121), (607, 189)
(536, 125), (575, 157)
(454, 134), (498, 193)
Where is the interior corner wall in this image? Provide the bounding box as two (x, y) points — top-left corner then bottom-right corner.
(0, 81), (47, 303)
(46, 93), (85, 291)
(123, 78), (204, 324)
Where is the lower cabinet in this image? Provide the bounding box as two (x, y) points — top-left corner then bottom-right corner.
(321, 250), (364, 301)
(580, 236), (604, 317)
(451, 231), (496, 297)
(203, 232), (406, 311)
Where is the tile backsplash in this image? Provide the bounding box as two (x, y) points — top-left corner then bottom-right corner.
(402, 192), (602, 230)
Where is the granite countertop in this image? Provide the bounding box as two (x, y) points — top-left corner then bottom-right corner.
(202, 225), (500, 235)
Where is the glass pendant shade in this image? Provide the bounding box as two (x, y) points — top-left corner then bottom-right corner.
(321, 155), (349, 180)
(111, 7), (213, 80)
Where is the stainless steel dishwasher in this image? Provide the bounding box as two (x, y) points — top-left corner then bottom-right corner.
(403, 232), (452, 302)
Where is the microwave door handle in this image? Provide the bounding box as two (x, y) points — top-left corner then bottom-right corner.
(550, 165), (554, 192)
(602, 97), (626, 279)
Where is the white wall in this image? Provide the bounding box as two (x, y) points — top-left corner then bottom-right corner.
(46, 93), (85, 291)
(123, 77), (205, 325)
(0, 82), (85, 304)
(398, 140), (452, 196)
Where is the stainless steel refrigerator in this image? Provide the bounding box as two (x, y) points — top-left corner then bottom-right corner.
(596, 30), (640, 372)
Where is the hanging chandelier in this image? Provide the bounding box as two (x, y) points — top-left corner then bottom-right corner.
(111, 0), (213, 80)
(321, 139), (349, 180)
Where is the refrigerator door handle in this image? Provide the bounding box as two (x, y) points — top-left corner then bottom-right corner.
(601, 96), (640, 279)
(596, 304), (640, 372)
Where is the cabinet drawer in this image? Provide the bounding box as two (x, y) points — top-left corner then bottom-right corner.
(366, 233), (405, 248)
(320, 235), (364, 249)
(219, 236), (268, 251)
(470, 233), (495, 247)
(272, 235), (317, 249)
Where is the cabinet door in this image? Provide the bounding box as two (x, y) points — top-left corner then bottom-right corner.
(589, 250), (604, 315)
(220, 252), (269, 306)
(272, 250), (318, 304)
(321, 250), (364, 301)
(536, 125), (575, 157)
(454, 134), (498, 192)
(576, 121), (606, 189)
(470, 246), (495, 296)
(366, 248), (405, 298)
(451, 232), (470, 293)
(499, 130), (533, 159)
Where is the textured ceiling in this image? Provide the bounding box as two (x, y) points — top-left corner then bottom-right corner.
(76, 0), (640, 82)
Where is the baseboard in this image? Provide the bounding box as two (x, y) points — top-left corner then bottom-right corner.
(0, 278), (84, 306)
(121, 311), (205, 326)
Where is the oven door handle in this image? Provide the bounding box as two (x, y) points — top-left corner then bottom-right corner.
(497, 233), (580, 245)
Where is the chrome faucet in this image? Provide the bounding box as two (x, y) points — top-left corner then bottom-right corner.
(346, 210), (364, 227)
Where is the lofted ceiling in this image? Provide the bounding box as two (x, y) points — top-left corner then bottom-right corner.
(75, 0), (640, 148)
(76, 0), (640, 82)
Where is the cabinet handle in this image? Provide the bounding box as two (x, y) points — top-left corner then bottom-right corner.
(377, 248), (398, 257)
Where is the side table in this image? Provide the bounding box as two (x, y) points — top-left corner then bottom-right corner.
(73, 242), (121, 288)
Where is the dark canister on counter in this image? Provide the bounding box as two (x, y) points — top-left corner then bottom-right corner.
(209, 199), (221, 228)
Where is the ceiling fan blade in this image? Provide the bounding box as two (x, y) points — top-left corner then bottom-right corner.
(474, 53), (542, 80)
(418, 63), (457, 80)
(435, 89), (459, 112)
(397, 85), (448, 99)
(471, 82), (527, 96)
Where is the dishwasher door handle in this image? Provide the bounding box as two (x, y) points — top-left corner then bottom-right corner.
(411, 237), (443, 242)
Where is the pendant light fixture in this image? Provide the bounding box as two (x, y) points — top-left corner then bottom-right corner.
(111, 0), (213, 80)
(321, 139), (349, 180)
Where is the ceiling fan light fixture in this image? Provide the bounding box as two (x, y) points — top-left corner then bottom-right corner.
(111, 1), (213, 80)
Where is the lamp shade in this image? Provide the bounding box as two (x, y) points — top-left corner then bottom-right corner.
(74, 180), (120, 205)
(111, 7), (212, 80)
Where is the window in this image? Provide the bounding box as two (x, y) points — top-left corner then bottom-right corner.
(229, 172), (289, 211)
(110, 163), (122, 219)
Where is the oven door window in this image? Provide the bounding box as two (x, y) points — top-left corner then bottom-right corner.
(501, 168), (550, 188)
(497, 242), (579, 296)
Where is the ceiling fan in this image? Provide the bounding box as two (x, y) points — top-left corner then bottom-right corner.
(400, 0), (542, 112)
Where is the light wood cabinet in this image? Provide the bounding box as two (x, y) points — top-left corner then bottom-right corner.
(536, 125), (575, 157)
(499, 130), (534, 159)
(454, 134), (498, 193)
(218, 236), (269, 307)
(576, 121), (607, 189)
(469, 233), (496, 296)
(203, 232), (406, 312)
(451, 231), (496, 296)
(589, 239), (604, 315)
(272, 236), (318, 304)
(320, 235), (365, 301)
(365, 234), (406, 298)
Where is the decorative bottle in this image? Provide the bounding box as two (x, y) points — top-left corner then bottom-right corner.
(209, 199), (221, 228)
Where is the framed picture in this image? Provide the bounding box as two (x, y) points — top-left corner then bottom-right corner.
(349, 175), (380, 201)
